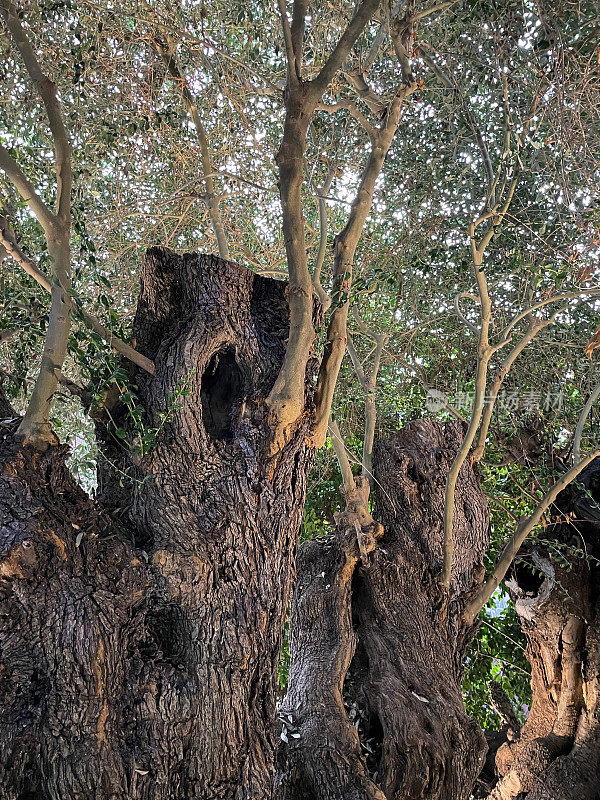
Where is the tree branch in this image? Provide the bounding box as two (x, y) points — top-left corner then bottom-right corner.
(312, 165), (336, 309)
(441, 131), (528, 585)
(311, 81), (416, 447)
(156, 39), (230, 260)
(0, 217), (155, 374)
(573, 382), (600, 465)
(454, 290), (481, 335)
(328, 417), (356, 494)
(441, 216), (504, 586)
(1, 0), (73, 447)
(0, 144), (56, 234)
(277, 0), (296, 81)
(290, 0), (309, 69)
(499, 289), (600, 341)
(412, 0), (459, 22)
(463, 449), (600, 625)
(0, 208), (51, 292)
(1, 0), (72, 225)
(316, 98), (377, 141)
(342, 70), (387, 116)
(471, 305), (566, 463)
(309, 0), (382, 100)
(361, 332), (385, 479)
(268, 0), (383, 450)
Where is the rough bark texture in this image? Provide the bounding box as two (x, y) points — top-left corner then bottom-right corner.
(488, 458), (600, 800)
(276, 420), (489, 800)
(0, 249), (316, 800)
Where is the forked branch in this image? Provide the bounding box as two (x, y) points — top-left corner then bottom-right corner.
(267, 0), (383, 446)
(311, 80), (416, 447)
(441, 86), (546, 586)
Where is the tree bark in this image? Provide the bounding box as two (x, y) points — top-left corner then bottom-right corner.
(276, 420), (489, 800)
(488, 458), (600, 800)
(0, 248), (316, 800)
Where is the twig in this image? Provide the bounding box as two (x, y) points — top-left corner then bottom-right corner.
(573, 382), (600, 465)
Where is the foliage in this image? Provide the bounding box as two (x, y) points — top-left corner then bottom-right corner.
(463, 591), (531, 730)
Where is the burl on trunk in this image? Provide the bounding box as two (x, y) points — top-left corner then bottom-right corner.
(0, 249), (315, 800)
(276, 420), (489, 800)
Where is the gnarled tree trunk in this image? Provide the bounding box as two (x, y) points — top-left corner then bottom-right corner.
(276, 420), (489, 800)
(0, 248), (315, 800)
(488, 458), (600, 800)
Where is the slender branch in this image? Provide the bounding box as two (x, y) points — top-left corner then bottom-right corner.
(352, 306), (378, 341)
(361, 22), (387, 73)
(1, 0), (72, 225)
(441, 222), (494, 587)
(329, 417), (356, 494)
(388, 22), (414, 85)
(312, 165), (336, 309)
(277, 0), (296, 80)
(500, 289), (600, 341)
(310, 0), (382, 100)
(268, 0), (381, 446)
(342, 71), (387, 116)
(362, 332), (385, 478)
(464, 449), (600, 625)
(1, 0), (73, 447)
(311, 81), (416, 447)
(454, 291), (480, 335)
(573, 382), (600, 465)
(316, 99), (377, 141)
(267, 84), (316, 438)
(348, 305), (391, 478)
(441, 95), (539, 584)
(157, 40), (230, 260)
(346, 333), (367, 386)
(412, 0), (458, 22)
(0, 218), (155, 374)
(471, 305), (566, 463)
(0, 211), (51, 292)
(0, 144), (56, 234)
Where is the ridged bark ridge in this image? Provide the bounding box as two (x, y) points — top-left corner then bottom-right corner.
(276, 420), (489, 800)
(0, 248), (316, 800)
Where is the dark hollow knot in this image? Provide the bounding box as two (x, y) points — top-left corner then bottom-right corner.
(200, 347), (245, 442)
